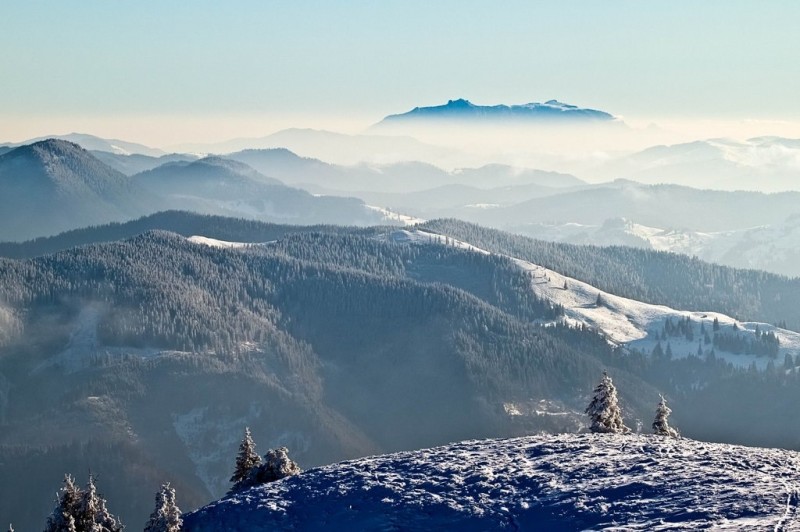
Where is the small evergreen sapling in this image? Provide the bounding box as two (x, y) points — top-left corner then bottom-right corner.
(585, 371), (629, 434)
(652, 395), (679, 438)
(231, 427), (262, 484)
(144, 483), (182, 532)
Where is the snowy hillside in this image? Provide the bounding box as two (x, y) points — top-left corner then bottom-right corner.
(513, 216), (800, 278)
(383, 229), (800, 370)
(184, 433), (800, 531)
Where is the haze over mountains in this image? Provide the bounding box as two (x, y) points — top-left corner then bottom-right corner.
(3, 111), (800, 528)
(0, 139), (157, 241)
(5, 127), (800, 278)
(0, 139), (387, 241)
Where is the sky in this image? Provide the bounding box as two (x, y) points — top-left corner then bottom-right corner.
(2, 0), (800, 147)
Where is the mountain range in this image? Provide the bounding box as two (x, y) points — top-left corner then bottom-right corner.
(169, 128), (458, 165)
(4, 214), (800, 529)
(0, 140), (389, 240)
(375, 98), (617, 126)
(226, 148), (584, 194)
(1, 132), (165, 156)
(592, 136), (800, 192)
(0, 139), (157, 241)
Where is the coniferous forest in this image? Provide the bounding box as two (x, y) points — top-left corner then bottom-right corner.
(2, 214), (800, 529)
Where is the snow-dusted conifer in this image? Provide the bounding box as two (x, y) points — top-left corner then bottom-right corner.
(144, 483), (182, 532)
(585, 371), (629, 434)
(652, 395), (679, 437)
(45, 475), (82, 532)
(231, 427), (261, 484)
(76, 475), (123, 532)
(261, 447), (302, 481)
(230, 446), (302, 493)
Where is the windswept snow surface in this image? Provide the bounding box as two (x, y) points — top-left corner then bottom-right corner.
(384, 229), (800, 369)
(184, 433), (800, 531)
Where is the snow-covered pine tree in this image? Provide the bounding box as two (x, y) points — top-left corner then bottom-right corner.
(652, 395), (679, 437)
(76, 475), (123, 532)
(231, 427), (262, 484)
(230, 446), (302, 493)
(144, 483), (182, 532)
(44, 475), (82, 532)
(585, 371), (629, 434)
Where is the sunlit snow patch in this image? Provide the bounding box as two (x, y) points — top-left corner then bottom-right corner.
(365, 205), (425, 225)
(187, 235), (266, 249)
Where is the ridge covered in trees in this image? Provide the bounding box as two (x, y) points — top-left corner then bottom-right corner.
(1, 220), (800, 529)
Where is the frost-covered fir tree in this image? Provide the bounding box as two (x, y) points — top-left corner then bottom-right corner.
(230, 446), (302, 494)
(76, 475), (123, 532)
(44, 474), (122, 532)
(144, 483), (182, 532)
(230, 427), (262, 484)
(585, 371), (629, 434)
(45, 475), (82, 532)
(652, 395), (679, 438)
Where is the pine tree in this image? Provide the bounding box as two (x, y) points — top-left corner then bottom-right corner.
(585, 371), (629, 434)
(231, 427), (262, 484)
(45, 475), (122, 532)
(230, 446), (302, 494)
(144, 483), (182, 532)
(45, 475), (82, 532)
(76, 475), (123, 532)
(652, 395), (679, 437)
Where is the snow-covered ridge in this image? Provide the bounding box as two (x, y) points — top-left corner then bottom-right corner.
(184, 433), (800, 531)
(364, 205), (426, 226)
(187, 235), (271, 249)
(186, 228), (800, 370)
(384, 229), (800, 370)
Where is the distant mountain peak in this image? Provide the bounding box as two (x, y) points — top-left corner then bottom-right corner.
(375, 98), (616, 127)
(444, 98), (474, 108)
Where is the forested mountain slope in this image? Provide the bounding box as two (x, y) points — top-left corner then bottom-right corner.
(4, 221), (800, 529)
(0, 230), (629, 530)
(4, 212), (799, 331)
(421, 219), (800, 331)
(0, 139), (159, 240)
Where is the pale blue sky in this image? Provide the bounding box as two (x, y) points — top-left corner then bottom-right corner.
(2, 1), (799, 144)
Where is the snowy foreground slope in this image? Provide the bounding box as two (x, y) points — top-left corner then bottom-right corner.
(184, 433), (800, 531)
